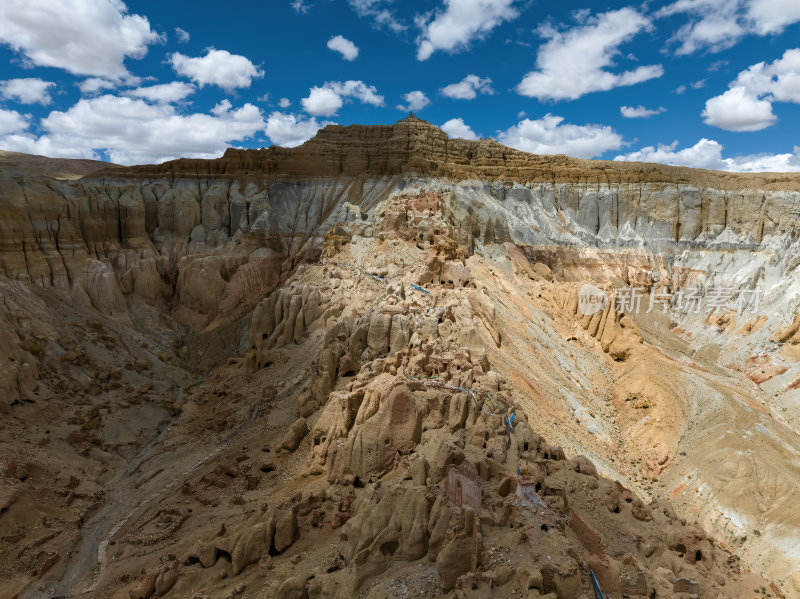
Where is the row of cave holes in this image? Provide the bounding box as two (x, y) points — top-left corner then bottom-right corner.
(188, 543), (285, 567)
(419, 277), (470, 289)
(607, 500), (704, 563)
(526, 498), (703, 562)
(418, 230), (442, 241)
(674, 544), (704, 562)
(304, 430), (676, 554)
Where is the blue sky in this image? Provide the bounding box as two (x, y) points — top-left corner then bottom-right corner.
(0, 0), (799, 171)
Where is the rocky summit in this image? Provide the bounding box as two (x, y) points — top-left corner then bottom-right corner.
(2, 116), (800, 599)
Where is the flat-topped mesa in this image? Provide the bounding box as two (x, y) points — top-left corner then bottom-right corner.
(89, 115), (451, 181)
(88, 117), (800, 191)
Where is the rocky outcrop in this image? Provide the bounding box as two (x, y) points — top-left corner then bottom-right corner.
(549, 283), (644, 361)
(148, 335), (738, 599)
(93, 115), (800, 192)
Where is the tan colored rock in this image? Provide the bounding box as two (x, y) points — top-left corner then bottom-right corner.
(273, 575), (308, 599)
(273, 507), (298, 553)
(435, 508), (481, 590)
(410, 455), (428, 486)
(153, 566), (178, 596)
(569, 455), (598, 477)
(366, 312), (392, 354)
(231, 520), (273, 575)
(279, 417), (308, 452)
(327, 385), (422, 483)
(128, 573), (156, 599)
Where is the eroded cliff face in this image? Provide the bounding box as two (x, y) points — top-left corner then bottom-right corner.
(2, 117), (800, 598)
(4, 143), (800, 409)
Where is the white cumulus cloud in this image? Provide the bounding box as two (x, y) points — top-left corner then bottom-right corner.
(302, 87), (343, 117)
(658, 0), (800, 55)
(265, 112), (332, 147)
(614, 138), (800, 172)
(416, 0), (519, 60)
(301, 80), (384, 117)
(79, 78), (118, 95)
(620, 105), (666, 118)
(746, 0), (800, 35)
(702, 86), (776, 131)
(0, 95), (265, 164)
(396, 91), (431, 112)
(497, 115), (624, 158)
(701, 49), (800, 132)
(123, 82), (196, 104)
(327, 35), (359, 60)
(0, 108), (30, 136)
(615, 138), (725, 170)
(729, 48), (800, 103)
(279, 98), (292, 108)
(0, 78), (56, 105)
(0, 0), (163, 80)
(170, 48), (264, 91)
(516, 8), (663, 101)
(440, 75), (494, 100)
(441, 117), (478, 140)
(724, 147), (800, 171)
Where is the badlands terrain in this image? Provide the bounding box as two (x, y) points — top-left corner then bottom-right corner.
(1, 116), (800, 598)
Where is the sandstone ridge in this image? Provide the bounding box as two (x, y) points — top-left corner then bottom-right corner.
(92, 115), (800, 190)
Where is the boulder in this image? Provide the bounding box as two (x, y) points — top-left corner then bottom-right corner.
(232, 521), (270, 574)
(279, 418), (308, 452)
(273, 507), (298, 553)
(274, 576), (309, 599)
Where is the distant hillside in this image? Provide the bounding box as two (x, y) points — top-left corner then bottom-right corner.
(0, 150), (119, 180)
